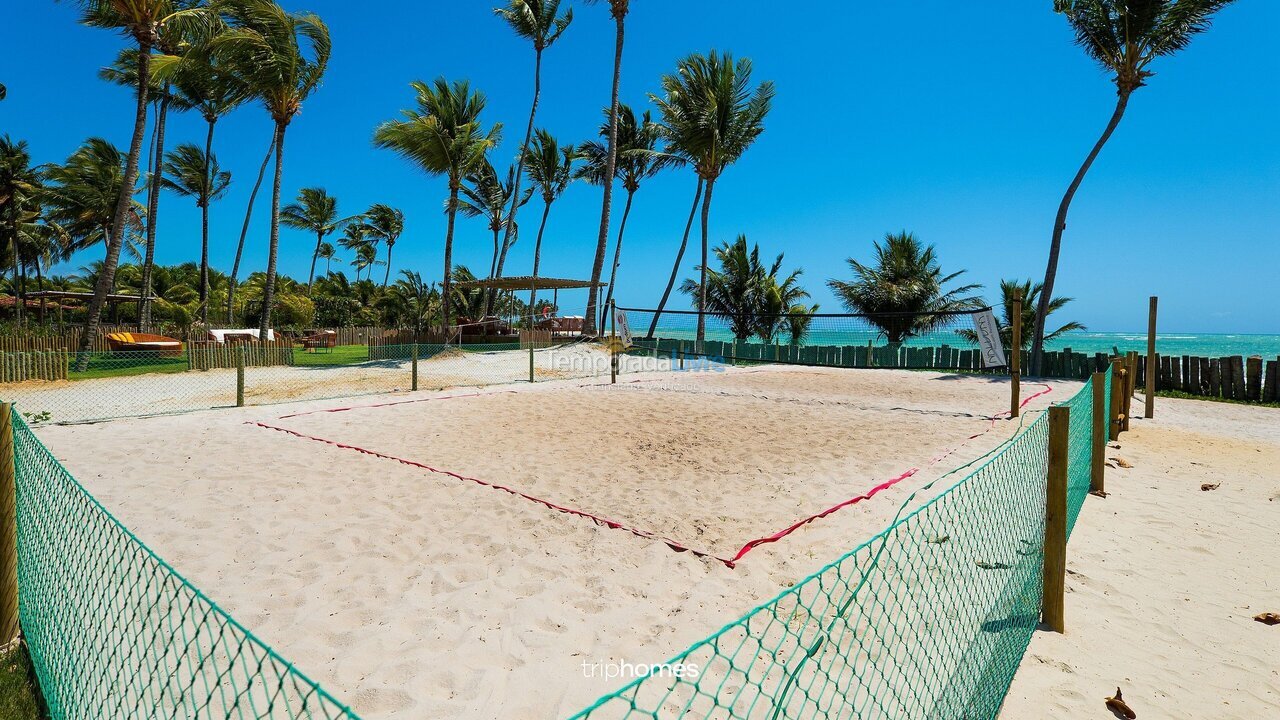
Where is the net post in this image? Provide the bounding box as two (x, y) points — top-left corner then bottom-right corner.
(1109, 359), (1124, 441)
(529, 279), (537, 384)
(1043, 404), (1070, 633)
(0, 403), (18, 646)
(1010, 291), (1023, 417)
(1145, 296), (1157, 419)
(1091, 371), (1107, 494)
(609, 299), (617, 384)
(236, 347), (245, 407)
(411, 342), (419, 391)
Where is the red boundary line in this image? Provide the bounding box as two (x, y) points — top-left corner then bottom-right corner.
(251, 376), (1054, 568)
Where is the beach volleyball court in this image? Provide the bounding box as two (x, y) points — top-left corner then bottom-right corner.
(251, 365), (1054, 565)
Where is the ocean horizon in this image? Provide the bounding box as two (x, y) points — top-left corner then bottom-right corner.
(647, 327), (1280, 359)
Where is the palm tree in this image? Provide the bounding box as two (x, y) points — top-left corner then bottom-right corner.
(459, 159), (529, 313)
(377, 270), (437, 332)
(363, 203), (405, 286)
(1031, 0), (1235, 374)
(160, 143), (231, 325)
(67, 0), (211, 354)
(337, 223), (372, 281)
(226, 136), (273, 322)
(578, 104), (668, 327)
(680, 235), (807, 343)
(213, 0), (330, 337)
(493, 0), (572, 295)
(522, 129), (577, 310)
(100, 47), (194, 329)
(280, 187), (352, 292)
(374, 78), (502, 330)
(42, 138), (145, 265)
(0, 136), (50, 324)
(960, 279), (1086, 352)
(351, 242), (383, 280)
(651, 51), (774, 349)
(827, 231), (983, 345)
(582, 0), (631, 336)
(317, 240), (336, 275)
(152, 38), (247, 325)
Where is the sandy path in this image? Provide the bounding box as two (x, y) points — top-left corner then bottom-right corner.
(34, 366), (1063, 719)
(1000, 395), (1280, 719)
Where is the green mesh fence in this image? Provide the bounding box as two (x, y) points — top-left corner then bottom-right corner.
(569, 375), (1103, 720)
(1, 340), (629, 424)
(10, 410), (362, 718)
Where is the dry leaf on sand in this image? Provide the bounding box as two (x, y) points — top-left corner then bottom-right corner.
(1105, 687), (1137, 719)
(1254, 612), (1280, 626)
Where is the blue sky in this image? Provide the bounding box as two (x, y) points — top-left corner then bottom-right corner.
(2, 1), (1277, 332)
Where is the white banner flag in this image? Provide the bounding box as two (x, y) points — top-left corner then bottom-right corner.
(613, 307), (632, 347)
(972, 310), (1008, 368)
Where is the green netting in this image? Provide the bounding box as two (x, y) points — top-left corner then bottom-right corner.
(569, 376), (1103, 720)
(0, 340), (622, 424)
(10, 411), (362, 718)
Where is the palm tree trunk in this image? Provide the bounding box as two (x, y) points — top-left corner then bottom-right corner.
(258, 122), (286, 339)
(527, 200), (553, 312)
(496, 48), (543, 290)
(584, 13), (625, 337)
(695, 176), (717, 351)
(228, 136), (274, 323)
(80, 44), (151, 360)
(35, 261), (45, 324)
(139, 84), (171, 330)
(306, 230), (323, 293)
(199, 117), (216, 327)
(383, 242), (394, 287)
(600, 188), (634, 329)
(648, 179), (703, 339)
(1030, 90), (1131, 375)
(442, 181), (460, 332)
(484, 227), (501, 315)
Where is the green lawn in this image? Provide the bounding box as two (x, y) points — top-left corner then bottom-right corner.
(67, 353), (191, 381)
(0, 647), (44, 720)
(291, 344), (372, 367)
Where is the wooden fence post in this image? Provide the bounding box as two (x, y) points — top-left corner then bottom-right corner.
(1110, 359), (1124, 441)
(1146, 296), (1157, 418)
(411, 343), (420, 391)
(1122, 351), (1137, 432)
(1091, 371), (1106, 494)
(1043, 404), (1070, 633)
(236, 348), (245, 408)
(1011, 290), (1022, 418)
(0, 403), (19, 646)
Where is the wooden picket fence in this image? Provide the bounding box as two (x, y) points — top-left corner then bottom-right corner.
(188, 341), (296, 371)
(0, 351), (69, 382)
(1138, 354), (1279, 403)
(645, 338), (1113, 378)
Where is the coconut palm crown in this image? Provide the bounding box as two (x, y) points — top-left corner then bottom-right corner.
(827, 231), (983, 344)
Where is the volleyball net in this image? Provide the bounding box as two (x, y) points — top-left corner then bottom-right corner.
(617, 307), (1005, 372)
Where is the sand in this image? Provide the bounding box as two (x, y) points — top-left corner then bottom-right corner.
(1000, 394), (1280, 719)
(32, 365), (1066, 719)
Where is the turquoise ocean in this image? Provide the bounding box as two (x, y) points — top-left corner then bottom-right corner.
(649, 326), (1280, 358)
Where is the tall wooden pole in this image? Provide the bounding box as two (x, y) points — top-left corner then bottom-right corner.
(1010, 290), (1023, 418)
(0, 403), (19, 645)
(1109, 358), (1124, 441)
(235, 347), (245, 407)
(1091, 371), (1106, 493)
(1145, 296), (1157, 419)
(1043, 404), (1070, 633)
